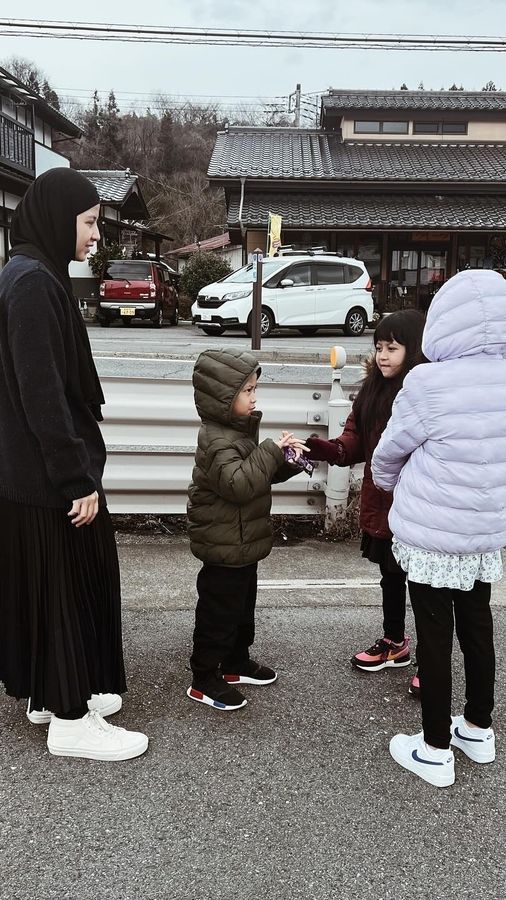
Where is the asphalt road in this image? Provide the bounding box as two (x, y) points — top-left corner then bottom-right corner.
(88, 320), (375, 363)
(1, 537), (504, 900)
(89, 321), (366, 390)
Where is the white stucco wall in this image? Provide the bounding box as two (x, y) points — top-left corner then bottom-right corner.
(35, 143), (70, 176)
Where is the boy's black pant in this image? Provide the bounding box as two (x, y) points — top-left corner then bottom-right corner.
(380, 562), (407, 644)
(409, 579), (495, 749)
(190, 563), (257, 684)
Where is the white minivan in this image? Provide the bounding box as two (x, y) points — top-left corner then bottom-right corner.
(191, 252), (373, 337)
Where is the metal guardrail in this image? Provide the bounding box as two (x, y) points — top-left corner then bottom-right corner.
(100, 375), (340, 514)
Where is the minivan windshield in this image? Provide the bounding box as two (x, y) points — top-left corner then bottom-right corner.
(219, 260), (286, 284)
(103, 261), (152, 281)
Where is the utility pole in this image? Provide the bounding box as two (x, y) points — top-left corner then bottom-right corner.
(250, 248), (263, 351)
(289, 83), (301, 127)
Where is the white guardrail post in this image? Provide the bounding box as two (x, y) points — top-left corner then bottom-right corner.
(324, 346), (352, 530)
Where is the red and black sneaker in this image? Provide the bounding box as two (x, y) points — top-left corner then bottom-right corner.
(223, 659), (278, 685)
(351, 637), (411, 672)
(408, 673), (421, 698)
(187, 675), (247, 711)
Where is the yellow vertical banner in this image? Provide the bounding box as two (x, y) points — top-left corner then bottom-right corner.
(267, 212), (282, 257)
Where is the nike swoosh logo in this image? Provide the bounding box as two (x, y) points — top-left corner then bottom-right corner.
(412, 749), (444, 766)
(454, 726), (483, 743)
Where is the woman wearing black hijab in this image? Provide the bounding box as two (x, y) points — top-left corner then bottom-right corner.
(0, 168), (148, 761)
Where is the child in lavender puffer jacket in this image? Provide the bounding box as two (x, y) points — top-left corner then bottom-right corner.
(372, 268), (506, 788)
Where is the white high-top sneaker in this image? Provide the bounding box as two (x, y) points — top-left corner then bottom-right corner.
(47, 710), (148, 761)
(27, 693), (122, 725)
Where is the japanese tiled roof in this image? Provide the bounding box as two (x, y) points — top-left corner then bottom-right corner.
(227, 192), (506, 230)
(322, 89), (506, 113)
(79, 170), (139, 204)
(0, 66), (81, 137)
(208, 130), (506, 182)
(172, 232), (233, 255)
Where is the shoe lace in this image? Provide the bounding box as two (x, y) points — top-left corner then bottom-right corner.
(86, 709), (114, 735)
(366, 638), (391, 654)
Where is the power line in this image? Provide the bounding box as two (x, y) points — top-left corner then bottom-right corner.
(55, 87), (294, 100)
(3, 19), (506, 51)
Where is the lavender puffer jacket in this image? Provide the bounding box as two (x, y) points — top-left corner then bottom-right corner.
(371, 269), (506, 555)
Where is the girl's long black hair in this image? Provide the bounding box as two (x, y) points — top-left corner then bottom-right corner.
(354, 308), (426, 453)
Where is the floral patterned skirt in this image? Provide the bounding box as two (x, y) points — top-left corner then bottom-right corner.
(392, 539), (503, 591)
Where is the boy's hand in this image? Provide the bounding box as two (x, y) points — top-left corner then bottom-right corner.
(275, 431), (310, 459)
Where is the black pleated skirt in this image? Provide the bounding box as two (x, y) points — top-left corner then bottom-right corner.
(0, 498), (126, 714)
(360, 531), (404, 575)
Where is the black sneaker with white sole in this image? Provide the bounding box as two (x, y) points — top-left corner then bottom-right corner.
(222, 659), (277, 685)
(187, 675), (247, 711)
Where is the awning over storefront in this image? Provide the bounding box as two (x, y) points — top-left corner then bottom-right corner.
(227, 192), (506, 231)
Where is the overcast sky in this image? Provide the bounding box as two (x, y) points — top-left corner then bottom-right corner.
(0, 0), (504, 116)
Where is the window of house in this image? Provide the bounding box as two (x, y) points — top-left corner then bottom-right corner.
(1, 95), (16, 120)
(381, 121), (409, 134)
(354, 121), (381, 134)
(354, 120), (409, 134)
(413, 122), (440, 134)
(441, 121), (468, 134)
(414, 121), (468, 135)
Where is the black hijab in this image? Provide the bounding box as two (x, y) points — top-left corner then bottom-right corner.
(10, 167), (105, 420)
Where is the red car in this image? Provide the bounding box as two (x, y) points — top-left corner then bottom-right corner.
(98, 259), (179, 327)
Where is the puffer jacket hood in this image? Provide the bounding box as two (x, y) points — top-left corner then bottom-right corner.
(193, 348), (261, 426)
(422, 269), (506, 362)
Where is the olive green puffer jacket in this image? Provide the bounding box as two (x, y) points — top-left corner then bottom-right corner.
(187, 348), (295, 566)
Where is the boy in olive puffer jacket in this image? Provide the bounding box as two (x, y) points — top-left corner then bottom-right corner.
(186, 348), (307, 711)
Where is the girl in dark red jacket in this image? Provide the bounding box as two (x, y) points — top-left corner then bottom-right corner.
(306, 309), (425, 693)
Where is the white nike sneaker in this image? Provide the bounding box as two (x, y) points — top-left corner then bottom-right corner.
(450, 715), (495, 763)
(47, 710), (148, 761)
(389, 732), (455, 787)
(26, 693), (122, 725)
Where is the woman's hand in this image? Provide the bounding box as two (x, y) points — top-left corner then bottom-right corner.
(275, 431), (310, 459)
(68, 491), (99, 527)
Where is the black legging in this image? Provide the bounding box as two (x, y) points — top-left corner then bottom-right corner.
(409, 579), (495, 749)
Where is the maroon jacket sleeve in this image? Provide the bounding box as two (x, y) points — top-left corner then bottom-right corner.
(306, 409), (365, 467)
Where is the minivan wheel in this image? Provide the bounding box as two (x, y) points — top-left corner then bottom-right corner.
(344, 307), (367, 336)
(201, 324), (225, 336)
(248, 308), (274, 338)
(152, 308), (163, 328)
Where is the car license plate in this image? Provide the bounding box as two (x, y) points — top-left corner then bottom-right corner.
(120, 307), (135, 316)
(200, 312), (212, 321)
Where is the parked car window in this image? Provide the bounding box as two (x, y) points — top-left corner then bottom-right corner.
(282, 263), (312, 286)
(220, 260), (285, 284)
(315, 263), (346, 285)
(346, 264), (364, 283)
(103, 261), (152, 280)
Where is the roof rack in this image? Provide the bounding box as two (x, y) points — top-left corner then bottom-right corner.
(274, 245), (343, 257)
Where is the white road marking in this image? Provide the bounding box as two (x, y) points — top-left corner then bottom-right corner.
(257, 578), (379, 590)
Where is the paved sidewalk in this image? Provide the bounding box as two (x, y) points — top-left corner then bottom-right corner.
(1, 536), (505, 900)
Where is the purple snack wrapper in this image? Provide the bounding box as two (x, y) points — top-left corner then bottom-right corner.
(283, 446), (315, 476)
